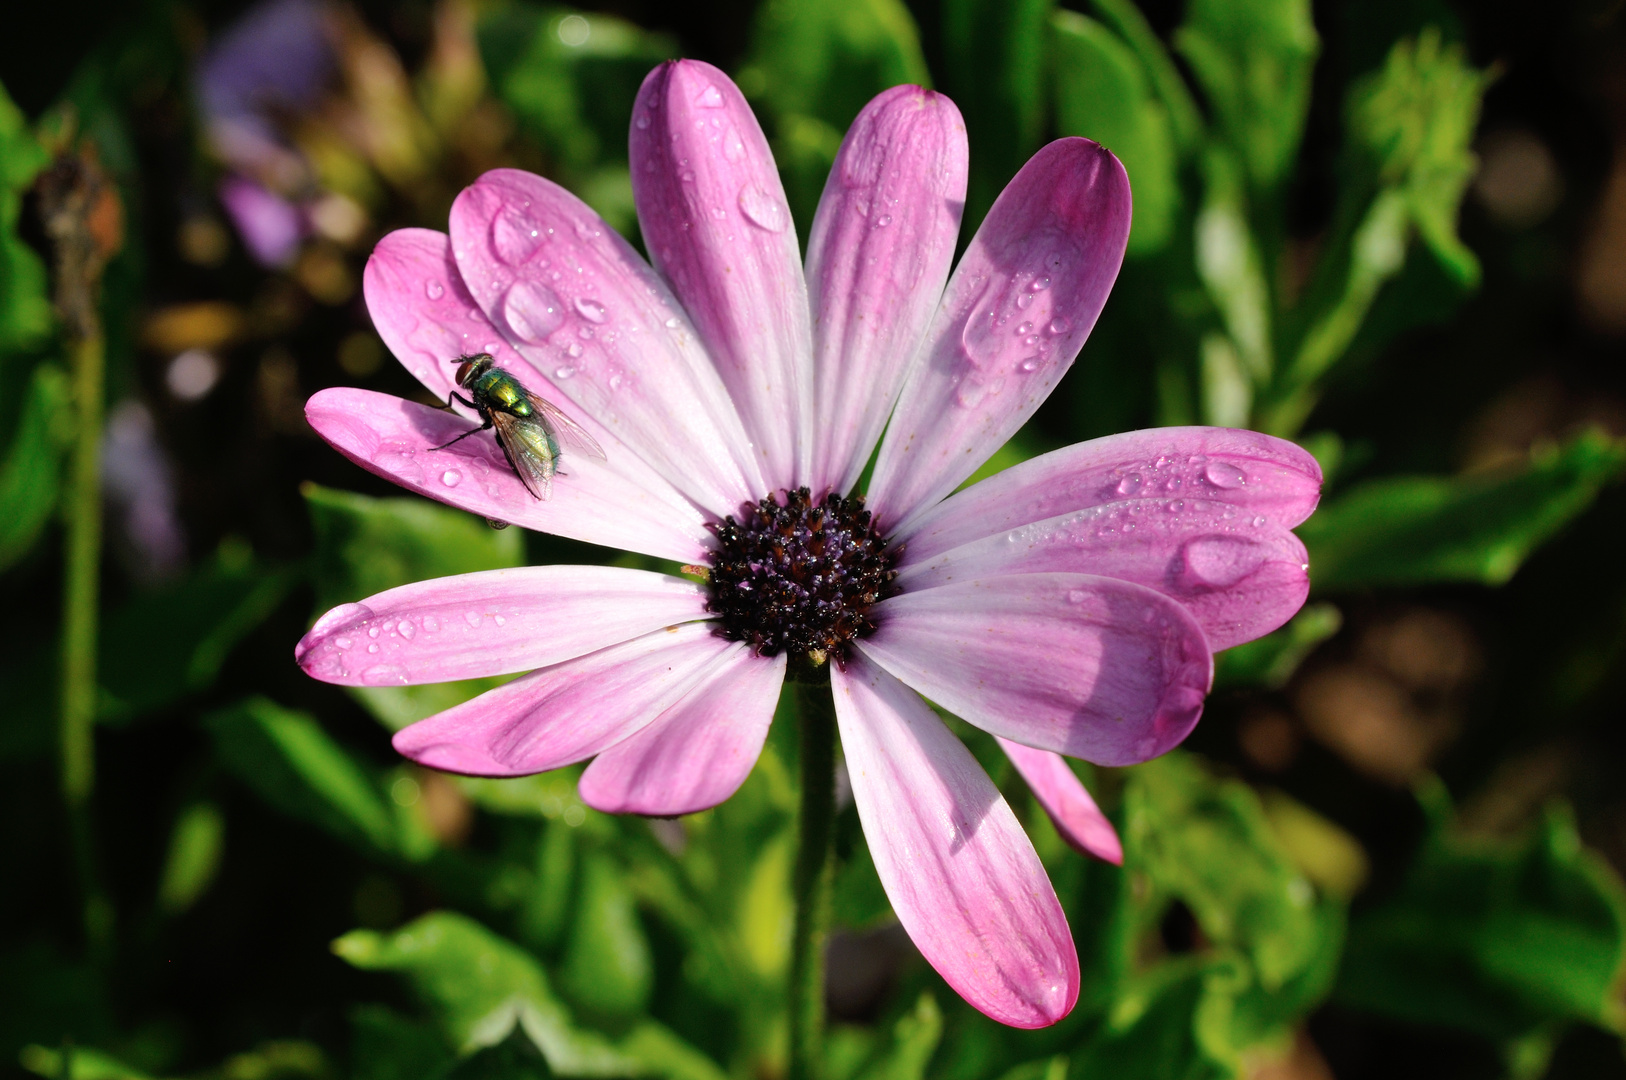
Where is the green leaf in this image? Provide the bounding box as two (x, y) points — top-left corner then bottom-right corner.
(943, 0), (1054, 227)
(1336, 784), (1626, 1039)
(1174, 0), (1319, 193)
(350, 1005), (456, 1080)
(0, 363), (72, 570)
(335, 912), (727, 1080)
(1193, 148), (1272, 385)
(1125, 752), (1323, 992)
(1086, 0), (1202, 153)
(19, 1045), (150, 1080)
(1066, 957), (1239, 1080)
(0, 80), (52, 355)
(1050, 11), (1179, 256)
(850, 994), (942, 1080)
(156, 802), (225, 914)
(206, 697), (398, 854)
(1299, 430), (1626, 590)
(740, 0), (929, 137)
(559, 851), (654, 1019)
(305, 483), (524, 613)
(1213, 603), (1342, 690)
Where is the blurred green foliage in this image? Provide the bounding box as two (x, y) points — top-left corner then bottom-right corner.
(3, 1), (1626, 1079)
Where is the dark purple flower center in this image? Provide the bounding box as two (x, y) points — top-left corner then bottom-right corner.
(707, 488), (899, 667)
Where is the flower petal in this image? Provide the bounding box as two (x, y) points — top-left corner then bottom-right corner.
(578, 650), (786, 816)
(859, 573), (1212, 766)
(832, 656), (1078, 1028)
(296, 566), (708, 685)
(898, 426), (1324, 561)
(997, 738), (1122, 865)
(305, 387), (712, 562)
(897, 500), (1310, 651)
(363, 227), (702, 525)
(392, 622), (734, 777)
(866, 138), (1132, 529)
(805, 86), (968, 496)
(631, 61), (812, 491)
(448, 169), (765, 516)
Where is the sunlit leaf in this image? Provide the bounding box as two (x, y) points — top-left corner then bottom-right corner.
(335, 912), (727, 1079)
(19, 1045), (150, 1080)
(156, 801), (226, 914)
(1213, 603), (1342, 690)
(1174, 0), (1318, 193)
(559, 850), (654, 1018)
(0, 363), (72, 571)
(0, 80), (52, 355)
(849, 993), (942, 1080)
(1299, 430), (1626, 590)
(1337, 782), (1626, 1039)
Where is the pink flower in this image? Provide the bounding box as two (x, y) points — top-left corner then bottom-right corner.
(296, 61), (1321, 1027)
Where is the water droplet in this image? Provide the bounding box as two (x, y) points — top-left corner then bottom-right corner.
(608, 372), (623, 390)
(367, 643), (380, 653)
(1116, 473), (1144, 496)
(711, 205), (727, 220)
(422, 615), (440, 633)
(493, 614), (507, 626)
(578, 326), (594, 340)
(1181, 536), (1269, 588)
(1067, 589), (1088, 604)
(1015, 321), (1033, 336)
(440, 469), (462, 487)
(554, 366), (575, 379)
(679, 169), (696, 183)
(696, 84), (724, 108)
(368, 625), (380, 638)
(502, 280), (565, 343)
(334, 637), (353, 650)
(1166, 499), (1185, 513)
(566, 341), (583, 358)
(664, 316), (681, 329)
(635, 112), (650, 130)
(1023, 334), (1039, 347)
(1019, 357), (1040, 372)
(1165, 476), (1183, 491)
(482, 342), (500, 354)
(1252, 515), (1267, 528)
(1016, 293), (1033, 310)
(737, 185), (789, 232)
(1029, 276), (1050, 291)
(397, 619), (417, 640)
(1049, 316), (1071, 334)
(492, 212), (543, 265)
(574, 297), (607, 323)
(1204, 461), (1247, 489)
(465, 612), (482, 627)
(425, 280), (445, 300)
(361, 664), (409, 686)
(875, 214), (893, 227)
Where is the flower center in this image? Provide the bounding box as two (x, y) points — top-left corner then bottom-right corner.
(707, 488), (899, 667)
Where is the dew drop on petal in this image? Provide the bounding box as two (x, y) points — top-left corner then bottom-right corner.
(738, 185), (789, 232)
(1116, 473), (1144, 496)
(635, 112), (650, 130)
(422, 615), (440, 633)
(1016, 321), (1033, 336)
(696, 84), (724, 108)
(1019, 357), (1040, 372)
(1067, 589), (1088, 604)
(425, 280), (445, 300)
(566, 341), (583, 358)
(555, 366), (575, 379)
(492, 212), (543, 265)
(367, 643), (380, 653)
(502, 280), (564, 343)
(1204, 461), (1247, 489)
(361, 664), (409, 685)
(397, 620), (416, 640)
(664, 316), (682, 329)
(440, 469), (462, 487)
(1049, 316), (1071, 334)
(368, 624), (380, 638)
(1030, 276), (1050, 291)
(1016, 292), (1033, 310)
(334, 637), (353, 650)
(1182, 536), (1269, 588)
(465, 611), (482, 627)
(875, 214), (892, 227)
(574, 297), (607, 323)
(493, 614), (507, 626)
(1253, 515), (1267, 527)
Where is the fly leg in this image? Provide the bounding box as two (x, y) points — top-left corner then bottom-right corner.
(432, 398), (492, 451)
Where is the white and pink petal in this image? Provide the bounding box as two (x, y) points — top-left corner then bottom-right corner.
(305, 388), (712, 563)
(296, 566), (709, 685)
(998, 738), (1122, 865)
(858, 574), (1211, 766)
(833, 657), (1078, 1028)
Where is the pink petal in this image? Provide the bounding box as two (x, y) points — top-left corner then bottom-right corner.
(631, 61), (812, 491)
(858, 574), (1212, 766)
(296, 566), (708, 686)
(897, 426), (1324, 562)
(392, 622), (735, 777)
(304, 388), (712, 563)
(866, 139), (1132, 530)
(447, 169), (766, 516)
(897, 500), (1310, 651)
(363, 228), (701, 524)
(578, 650), (786, 816)
(997, 738), (1122, 865)
(832, 656), (1078, 1028)
(804, 86), (968, 497)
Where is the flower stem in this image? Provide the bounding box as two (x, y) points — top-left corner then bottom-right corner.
(788, 678), (836, 1080)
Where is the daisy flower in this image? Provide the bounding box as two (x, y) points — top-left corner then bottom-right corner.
(296, 60), (1321, 1028)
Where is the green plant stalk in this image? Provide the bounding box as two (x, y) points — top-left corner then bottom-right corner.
(60, 327), (110, 952)
(788, 678), (836, 1080)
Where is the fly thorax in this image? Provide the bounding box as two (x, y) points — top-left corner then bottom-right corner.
(706, 487), (899, 670)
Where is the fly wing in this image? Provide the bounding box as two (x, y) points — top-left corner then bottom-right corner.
(491, 409), (557, 500)
(526, 390), (606, 461)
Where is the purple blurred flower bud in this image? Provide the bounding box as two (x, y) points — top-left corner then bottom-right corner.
(219, 174), (307, 267)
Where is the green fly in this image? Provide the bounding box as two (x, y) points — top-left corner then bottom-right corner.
(434, 353), (604, 501)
